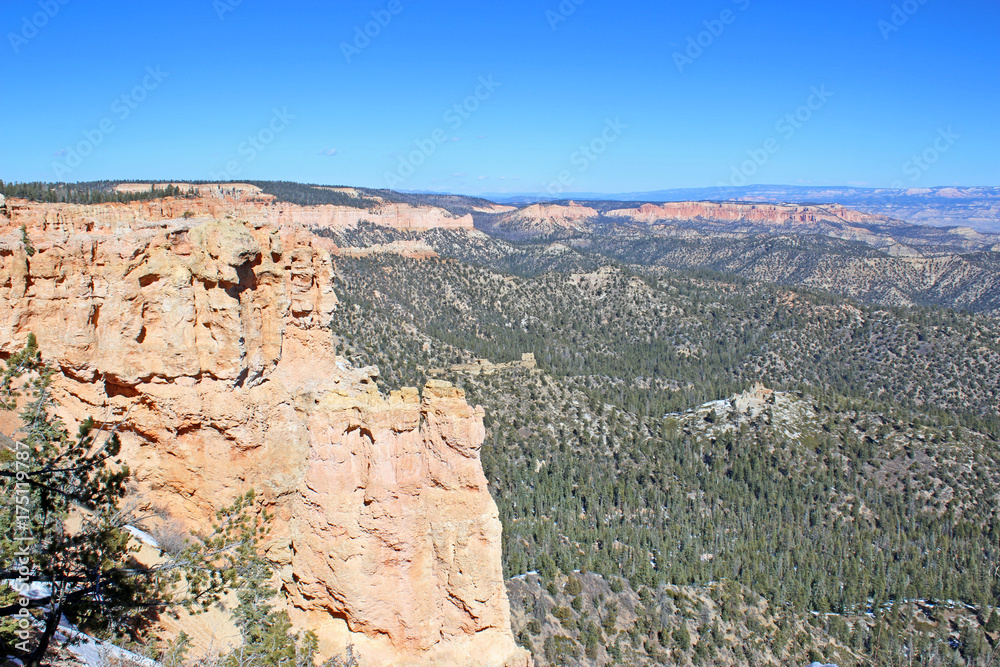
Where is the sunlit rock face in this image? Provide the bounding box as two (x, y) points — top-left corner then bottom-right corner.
(0, 199), (530, 667)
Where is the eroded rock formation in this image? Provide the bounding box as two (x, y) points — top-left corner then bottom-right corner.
(0, 198), (528, 667)
(602, 201), (1000, 253)
(2, 190), (474, 240)
(490, 202), (598, 236)
(605, 201), (891, 225)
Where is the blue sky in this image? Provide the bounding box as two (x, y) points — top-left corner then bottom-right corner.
(1, 0), (997, 195)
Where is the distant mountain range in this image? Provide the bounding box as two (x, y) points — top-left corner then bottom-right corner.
(478, 185), (1000, 233)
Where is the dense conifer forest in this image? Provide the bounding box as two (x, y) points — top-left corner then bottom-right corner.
(0, 181), (194, 204)
(325, 235), (1000, 666)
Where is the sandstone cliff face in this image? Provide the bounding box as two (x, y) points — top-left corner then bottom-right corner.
(291, 381), (521, 665)
(0, 200), (528, 667)
(605, 201), (911, 249)
(2, 192), (474, 239)
(602, 201), (999, 253)
(273, 202), (475, 232)
(604, 201), (896, 226)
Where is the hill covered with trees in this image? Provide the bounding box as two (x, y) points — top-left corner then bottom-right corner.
(325, 235), (1000, 666)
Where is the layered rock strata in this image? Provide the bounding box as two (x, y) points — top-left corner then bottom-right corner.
(603, 201), (1000, 253)
(0, 199), (528, 667)
(2, 193), (474, 239)
(604, 201), (891, 226)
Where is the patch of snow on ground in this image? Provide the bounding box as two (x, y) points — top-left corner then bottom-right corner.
(57, 624), (161, 667)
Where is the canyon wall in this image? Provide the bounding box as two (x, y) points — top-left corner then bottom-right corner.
(2, 194), (474, 238)
(0, 199), (528, 667)
(601, 201), (1000, 253)
(604, 201), (899, 226)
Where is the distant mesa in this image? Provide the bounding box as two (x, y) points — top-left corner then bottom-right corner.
(604, 200), (897, 226)
(490, 184), (1000, 233)
(477, 197), (1000, 256)
(487, 201), (599, 237)
(8, 182), (476, 234)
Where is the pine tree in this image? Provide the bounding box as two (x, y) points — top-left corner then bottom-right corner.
(985, 608), (1000, 634)
(673, 623), (691, 650)
(0, 339), (306, 665)
(0, 335), (137, 665)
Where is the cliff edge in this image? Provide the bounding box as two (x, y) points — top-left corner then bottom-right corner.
(0, 198), (529, 667)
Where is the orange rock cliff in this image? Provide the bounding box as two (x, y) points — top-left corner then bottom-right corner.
(0, 196), (530, 667)
(604, 200), (901, 226)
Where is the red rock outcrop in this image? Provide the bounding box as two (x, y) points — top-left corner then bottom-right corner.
(604, 201), (897, 225)
(601, 201), (961, 250)
(0, 199), (528, 667)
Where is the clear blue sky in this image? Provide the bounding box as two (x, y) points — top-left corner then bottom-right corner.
(1, 0), (997, 195)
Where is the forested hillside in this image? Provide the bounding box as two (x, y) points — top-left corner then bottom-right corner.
(326, 238), (1000, 666)
(586, 230), (1000, 315)
(506, 571), (991, 666)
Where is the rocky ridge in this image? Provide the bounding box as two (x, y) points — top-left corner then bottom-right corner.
(473, 198), (999, 257)
(2, 186), (474, 239)
(0, 198), (528, 667)
(485, 203), (598, 237)
(607, 201), (888, 226)
(516, 185), (1000, 232)
(602, 201), (999, 253)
